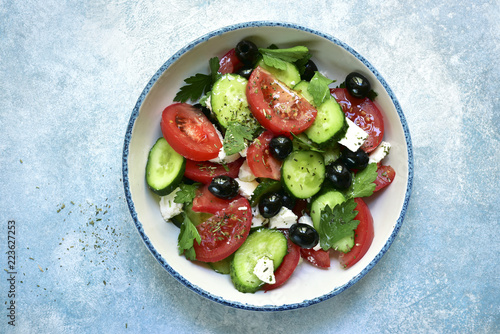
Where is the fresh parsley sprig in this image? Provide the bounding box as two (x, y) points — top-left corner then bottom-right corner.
(318, 200), (360, 252)
(223, 122), (255, 156)
(174, 183), (201, 205)
(344, 162), (378, 199)
(259, 46), (310, 71)
(174, 57), (221, 103)
(308, 71), (334, 106)
(177, 214), (201, 260)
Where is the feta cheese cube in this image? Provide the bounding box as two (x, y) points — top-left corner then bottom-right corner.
(239, 145), (248, 158)
(238, 160), (256, 182)
(268, 207), (298, 229)
(251, 206), (268, 228)
(368, 141), (391, 164)
(338, 118), (369, 152)
(298, 214), (314, 227)
(235, 178), (259, 199)
(159, 187), (183, 221)
(253, 256), (275, 284)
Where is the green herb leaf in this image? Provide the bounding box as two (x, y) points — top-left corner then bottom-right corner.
(308, 72), (334, 106)
(344, 163), (378, 199)
(174, 183), (201, 205)
(177, 214), (201, 260)
(173, 57), (220, 103)
(223, 122), (255, 156)
(291, 132), (325, 153)
(295, 53), (313, 75)
(318, 200), (360, 252)
(259, 46), (310, 70)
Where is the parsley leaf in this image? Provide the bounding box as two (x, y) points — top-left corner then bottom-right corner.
(308, 71), (334, 106)
(344, 163), (378, 199)
(173, 57), (221, 103)
(177, 214), (201, 260)
(259, 46), (310, 70)
(295, 53), (313, 75)
(174, 183), (201, 205)
(223, 122), (255, 156)
(317, 200), (360, 252)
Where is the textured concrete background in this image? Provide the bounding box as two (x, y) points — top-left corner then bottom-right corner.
(1, 0), (499, 333)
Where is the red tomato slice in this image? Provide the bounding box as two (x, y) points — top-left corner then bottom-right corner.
(246, 66), (317, 135)
(339, 198), (374, 268)
(161, 103), (222, 161)
(246, 130), (281, 180)
(300, 248), (330, 268)
(374, 165), (396, 192)
(193, 197), (252, 262)
(262, 230), (301, 291)
(192, 184), (242, 215)
(218, 48), (243, 74)
(330, 88), (384, 153)
(184, 158), (244, 184)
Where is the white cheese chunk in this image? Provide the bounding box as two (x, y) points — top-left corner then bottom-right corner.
(298, 214), (314, 227)
(313, 243), (322, 251)
(268, 207), (298, 229)
(338, 118), (369, 152)
(239, 144), (248, 158)
(253, 256), (276, 284)
(368, 141), (391, 164)
(235, 178), (259, 200)
(238, 160), (256, 182)
(159, 187), (183, 221)
(251, 206), (268, 228)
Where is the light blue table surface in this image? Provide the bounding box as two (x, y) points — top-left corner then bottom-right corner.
(1, 1), (498, 333)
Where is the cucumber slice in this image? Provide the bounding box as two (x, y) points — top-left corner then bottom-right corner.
(331, 234), (355, 254)
(281, 150), (325, 199)
(230, 229), (287, 293)
(249, 179), (282, 207)
(208, 254), (233, 275)
(310, 189), (346, 230)
(257, 59), (301, 88)
(293, 80), (314, 101)
(146, 137), (185, 196)
(210, 74), (258, 130)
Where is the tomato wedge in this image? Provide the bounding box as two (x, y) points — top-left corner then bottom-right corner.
(184, 158), (244, 184)
(339, 198), (374, 268)
(246, 66), (317, 135)
(300, 248), (330, 268)
(374, 165), (396, 192)
(193, 197), (252, 262)
(218, 48), (244, 74)
(330, 88), (384, 153)
(246, 130), (282, 180)
(262, 230), (301, 291)
(192, 184), (242, 215)
(161, 103), (222, 161)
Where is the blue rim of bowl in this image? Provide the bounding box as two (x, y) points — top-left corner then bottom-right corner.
(122, 21), (414, 311)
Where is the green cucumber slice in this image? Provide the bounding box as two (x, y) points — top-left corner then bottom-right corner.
(208, 254), (233, 275)
(281, 150), (325, 199)
(210, 73), (258, 130)
(257, 59), (301, 88)
(146, 137), (185, 196)
(310, 189), (346, 231)
(230, 229), (287, 293)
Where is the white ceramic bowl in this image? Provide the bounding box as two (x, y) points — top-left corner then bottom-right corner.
(123, 22), (413, 311)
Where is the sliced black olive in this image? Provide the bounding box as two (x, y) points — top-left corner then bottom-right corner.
(302, 59), (318, 81)
(345, 72), (371, 99)
(289, 223), (319, 249)
(341, 147), (369, 171)
(269, 135), (293, 160)
(258, 192), (282, 218)
(237, 66), (254, 79)
(235, 40), (259, 66)
(325, 161), (352, 190)
(208, 175), (239, 199)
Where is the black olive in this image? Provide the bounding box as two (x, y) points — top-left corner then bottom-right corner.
(269, 136), (293, 160)
(302, 59), (318, 81)
(259, 192), (282, 218)
(341, 147), (369, 171)
(235, 40), (259, 66)
(289, 223), (319, 249)
(237, 66), (253, 79)
(208, 176), (239, 199)
(280, 191), (296, 210)
(345, 72), (371, 99)
(325, 161), (352, 190)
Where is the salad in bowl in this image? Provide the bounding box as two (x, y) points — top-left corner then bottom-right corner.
(123, 22), (413, 310)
